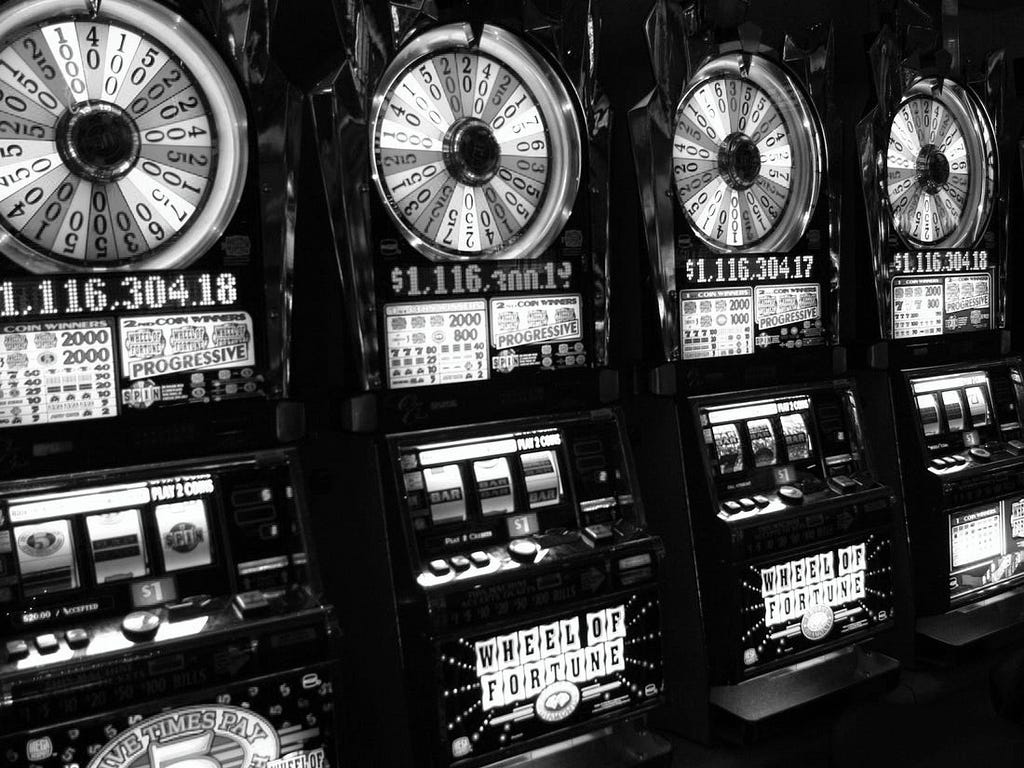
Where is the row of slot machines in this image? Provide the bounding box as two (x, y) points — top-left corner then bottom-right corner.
(0, 1), (1022, 768)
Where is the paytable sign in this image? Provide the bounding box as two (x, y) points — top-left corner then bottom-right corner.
(386, 300), (488, 389)
(119, 312), (255, 380)
(680, 287), (754, 359)
(753, 284), (823, 349)
(117, 311), (260, 409)
(489, 294), (585, 372)
(951, 507), (1003, 569)
(490, 295), (582, 350)
(892, 273), (991, 339)
(943, 274), (991, 332)
(949, 498), (1024, 601)
(0, 319), (116, 427)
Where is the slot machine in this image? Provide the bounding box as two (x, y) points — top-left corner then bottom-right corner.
(0, 453), (338, 768)
(856, 0), (1022, 656)
(628, 0), (905, 740)
(310, 1), (670, 766)
(0, 0), (302, 474)
(0, 1), (340, 766)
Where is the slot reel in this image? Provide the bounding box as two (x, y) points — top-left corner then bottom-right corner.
(883, 77), (995, 250)
(672, 53), (823, 253)
(0, 0), (248, 272)
(369, 23), (581, 262)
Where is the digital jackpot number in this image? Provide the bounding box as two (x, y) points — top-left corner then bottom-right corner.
(0, 0), (248, 272)
(370, 23), (581, 262)
(671, 55), (823, 254)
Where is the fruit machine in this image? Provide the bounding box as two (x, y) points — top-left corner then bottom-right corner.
(856, 0), (1023, 658)
(0, 452), (338, 768)
(0, 1), (341, 767)
(0, 0), (304, 476)
(309, 1), (670, 766)
(628, 0), (906, 741)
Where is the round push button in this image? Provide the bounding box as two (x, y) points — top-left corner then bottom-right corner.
(121, 611), (161, 641)
(969, 447), (992, 463)
(508, 539), (539, 563)
(778, 485), (804, 505)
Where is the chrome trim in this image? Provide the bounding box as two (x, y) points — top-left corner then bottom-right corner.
(206, 0), (302, 398)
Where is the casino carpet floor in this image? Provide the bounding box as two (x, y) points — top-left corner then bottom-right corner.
(662, 645), (1024, 767)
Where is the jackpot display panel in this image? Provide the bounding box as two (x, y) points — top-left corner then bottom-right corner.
(0, 0), (300, 467)
(0, 450), (340, 768)
(629, 7), (838, 372)
(690, 383), (897, 682)
(312, 1), (613, 413)
(857, 27), (1004, 343)
(380, 411), (664, 768)
(896, 360), (1024, 618)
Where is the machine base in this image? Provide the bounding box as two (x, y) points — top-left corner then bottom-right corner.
(483, 722), (672, 768)
(917, 585), (1024, 662)
(709, 645), (900, 743)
